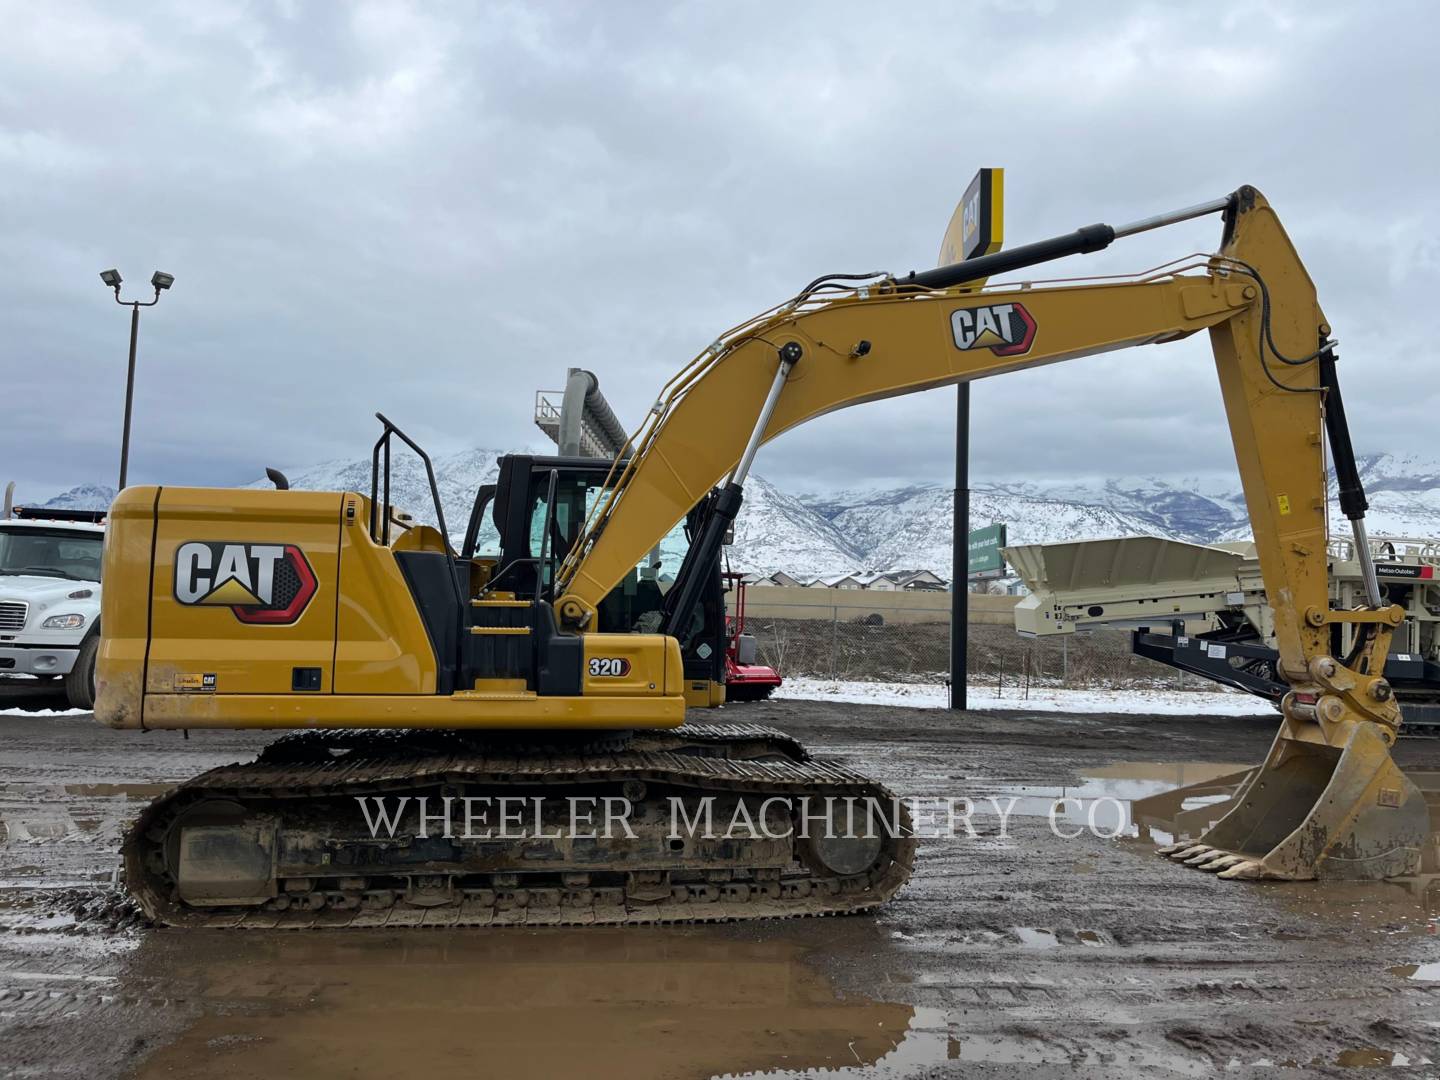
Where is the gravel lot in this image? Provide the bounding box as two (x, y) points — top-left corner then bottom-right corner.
(3, 694), (1439, 1078)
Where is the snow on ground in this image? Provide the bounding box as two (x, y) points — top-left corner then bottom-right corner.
(774, 677), (1276, 716)
(2, 690), (1272, 719)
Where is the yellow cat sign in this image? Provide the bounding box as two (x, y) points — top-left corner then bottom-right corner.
(938, 167), (1004, 271)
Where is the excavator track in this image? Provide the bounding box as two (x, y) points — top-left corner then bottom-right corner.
(123, 723), (915, 928)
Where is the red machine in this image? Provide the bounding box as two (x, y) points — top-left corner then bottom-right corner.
(723, 572), (782, 701)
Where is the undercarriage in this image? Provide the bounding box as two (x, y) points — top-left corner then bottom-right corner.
(124, 723), (916, 928)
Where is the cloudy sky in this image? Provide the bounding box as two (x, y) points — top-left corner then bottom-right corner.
(4, 1), (1438, 503)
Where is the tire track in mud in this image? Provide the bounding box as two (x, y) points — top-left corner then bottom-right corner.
(0, 714), (270, 889)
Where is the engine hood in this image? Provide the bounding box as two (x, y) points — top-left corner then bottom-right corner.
(0, 575), (99, 606)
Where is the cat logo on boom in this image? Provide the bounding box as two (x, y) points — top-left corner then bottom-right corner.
(950, 302), (1037, 357)
(174, 541), (318, 625)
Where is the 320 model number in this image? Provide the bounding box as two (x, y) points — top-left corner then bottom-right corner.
(588, 657), (632, 677)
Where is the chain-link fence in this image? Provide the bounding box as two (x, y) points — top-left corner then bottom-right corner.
(744, 609), (1190, 691)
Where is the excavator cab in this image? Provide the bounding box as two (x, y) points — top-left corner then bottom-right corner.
(381, 441), (730, 706)
(483, 457), (725, 685)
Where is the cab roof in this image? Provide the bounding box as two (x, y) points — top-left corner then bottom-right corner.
(1, 515), (106, 534)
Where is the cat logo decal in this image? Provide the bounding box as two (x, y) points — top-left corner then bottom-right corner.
(174, 542), (317, 625)
(950, 302), (1037, 357)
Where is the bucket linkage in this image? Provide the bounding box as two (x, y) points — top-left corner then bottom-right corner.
(1159, 620), (1428, 881)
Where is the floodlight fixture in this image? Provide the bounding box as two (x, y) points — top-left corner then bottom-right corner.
(97, 266), (175, 489)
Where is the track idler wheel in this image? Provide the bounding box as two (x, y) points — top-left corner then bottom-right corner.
(797, 800), (888, 877)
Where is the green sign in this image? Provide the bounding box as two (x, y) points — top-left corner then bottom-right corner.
(968, 523), (1008, 579)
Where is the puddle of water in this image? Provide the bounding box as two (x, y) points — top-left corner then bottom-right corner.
(4, 818), (73, 841)
(967, 760), (1245, 838)
(737, 1005), (1211, 1078)
(1082, 761), (1248, 787)
(1267, 879), (1440, 926)
(1011, 927), (1060, 949)
(945, 1031), (1211, 1075)
(132, 930), (924, 1080)
(949, 1033), (1058, 1065)
(1389, 962), (1440, 980)
(1335, 1047), (1411, 1067)
(130, 930), (1217, 1079)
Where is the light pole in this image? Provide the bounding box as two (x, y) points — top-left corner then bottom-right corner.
(100, 269), (173, 490)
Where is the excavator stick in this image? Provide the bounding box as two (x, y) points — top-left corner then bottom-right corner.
(1155, 189), (1427, 881)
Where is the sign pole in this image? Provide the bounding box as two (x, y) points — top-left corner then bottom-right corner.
(951, 384), (970, 709)
(941, 167), (1004, 712)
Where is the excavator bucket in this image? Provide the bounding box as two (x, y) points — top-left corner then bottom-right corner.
(1159, 719), (1428, 880)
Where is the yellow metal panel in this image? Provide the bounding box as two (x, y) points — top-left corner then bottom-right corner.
(334, 495), (437, 694)
(138, 691), (685, 730)
(581, 632), (672, 697)
(145, 488), (342, 698)
(95, 486), (160, 729)
(682, 679), (725, 707)
(1210, 192), (1329, 679)
(464, 678), (531, 696)
(662, 638), (685, 699)
(392, 524), (448, 553)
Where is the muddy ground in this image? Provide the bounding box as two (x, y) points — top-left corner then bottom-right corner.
(3, 695), (1440, 1078)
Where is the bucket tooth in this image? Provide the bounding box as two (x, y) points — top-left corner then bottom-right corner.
(1182, 846), (1218, 865)
(1216, 860), (1265, 880)
(1203, 854), (1247, 872)
(1168, 844), (1209, 861)
(1188, 849), (1230, 867)
(1155, 842), (1189, 856)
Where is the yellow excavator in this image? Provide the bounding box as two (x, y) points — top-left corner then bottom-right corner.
(97, 185), (1427, 927)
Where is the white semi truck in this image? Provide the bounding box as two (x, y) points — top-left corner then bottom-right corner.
(0, 506), (105, 709)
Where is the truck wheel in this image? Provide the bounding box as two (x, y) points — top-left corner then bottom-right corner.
(65, 635), (99, 711)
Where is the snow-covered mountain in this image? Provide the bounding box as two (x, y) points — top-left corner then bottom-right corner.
(256, 448), (508, 545)
(811, 483), (1161, 575)
(1214, 453), (1440, 542)
(243, 451), (860, 578)
(33, 451), (1440, 578)
(35, 484), (117, 511)
(728, 475), (859, 576)
(1352, 454), (1440, 538)
(1010, 476), (1246, 541)
(809, 453), (1440, 564)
